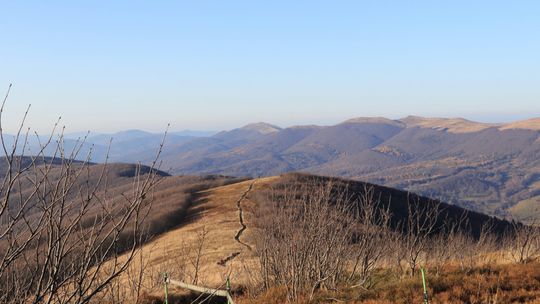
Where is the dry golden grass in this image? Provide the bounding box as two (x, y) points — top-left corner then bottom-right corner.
(500, 118), (540, 131)
(401, 116), (497, 133)
(108, 174), (539, 303)
(401, 116), (540, 133)
(113, 176), (279, 300)
(236, 262), (540, 304)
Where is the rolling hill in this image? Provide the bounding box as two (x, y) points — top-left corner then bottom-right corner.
(7, 116), (539, 222)
(1, 158), (531, 302)
(148, 116), (540, 222)
(109, 172), (515, 296)
(0, 156), (241, 250)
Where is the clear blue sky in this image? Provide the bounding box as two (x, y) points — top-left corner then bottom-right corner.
(1, 1), (539, 133)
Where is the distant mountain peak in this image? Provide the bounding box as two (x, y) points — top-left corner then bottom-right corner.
(115, 129), (152, 136)
(343, 117), (405, 127)
(240, 122), (282, 134)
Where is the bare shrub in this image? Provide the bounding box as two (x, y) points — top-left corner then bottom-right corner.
(0, 85), (162, 304)
(254, 177), (356, 301)
(399, 194), (442, 276)
(347, 185), (392, 288)
(191, 225), (208, 285)
(125, 239), (154, 304)
(505, 220), (540, 264)
(427, 230), (453, 276)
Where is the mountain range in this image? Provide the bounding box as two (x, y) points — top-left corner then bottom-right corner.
(7, 116), (540, 222)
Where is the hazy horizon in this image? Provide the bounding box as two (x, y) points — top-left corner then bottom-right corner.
(2, 1), (539, 133)
(3, 113), (538, 136)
